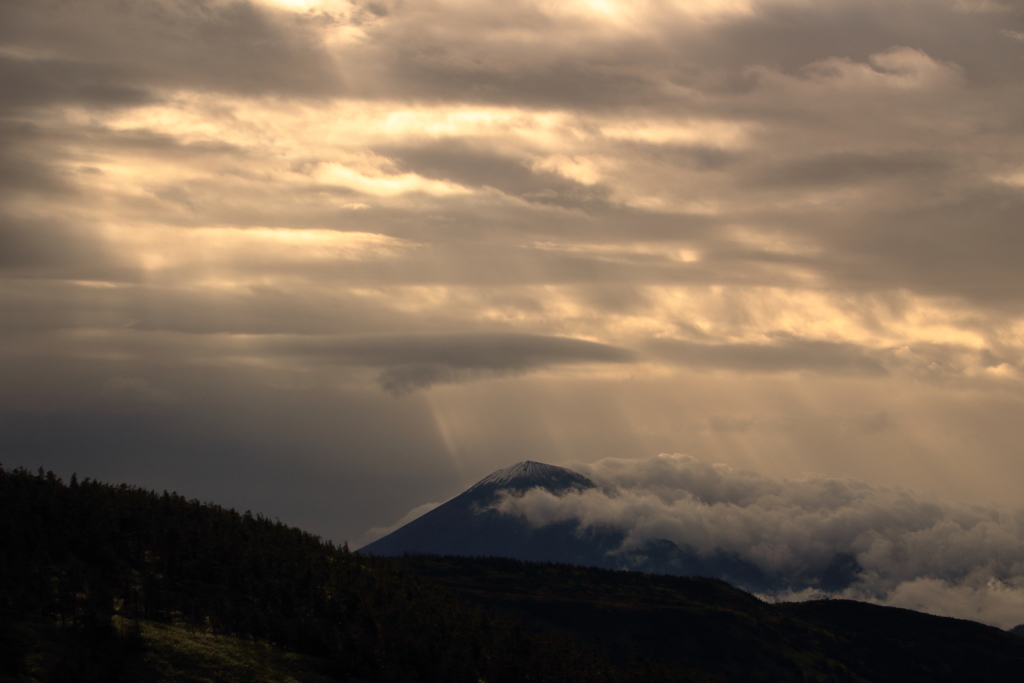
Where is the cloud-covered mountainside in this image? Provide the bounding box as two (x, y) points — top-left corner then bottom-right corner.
(488, 454), (1024, 629)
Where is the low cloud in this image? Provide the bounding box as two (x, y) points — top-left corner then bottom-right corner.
(491, 454), (1024, 628)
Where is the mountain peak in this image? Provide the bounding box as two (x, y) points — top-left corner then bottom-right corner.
(468, 461), (594, 492)
(358, 459), (598, 558)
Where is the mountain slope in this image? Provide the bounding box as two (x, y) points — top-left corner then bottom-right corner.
(359, 461), (781, 591)
(358, 461), (618, 564)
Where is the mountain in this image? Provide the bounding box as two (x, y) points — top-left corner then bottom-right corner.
(358, 461), (618, 565)
(359, 460), (828, 592)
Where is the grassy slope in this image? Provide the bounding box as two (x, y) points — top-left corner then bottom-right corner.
(6, 617), (343, 683)
(124, 620), (343, 683)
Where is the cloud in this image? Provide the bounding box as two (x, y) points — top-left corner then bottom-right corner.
(275, 333), (638, 394)
(748, 151), (950, 189)
(0, 0), (345, 99)
(646, 335), (1024, 383)
(0, 55), (154, 112)
(491, 454), (1024, 628)
(0, 214), (123, 280)
(647, 335), (887, 375)
(378, 141), (611, 209)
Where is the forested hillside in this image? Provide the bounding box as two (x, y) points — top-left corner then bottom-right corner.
(400, 555), (1024, 683)
(3, 465), (1024, 683)
(0, 465), (707, 682)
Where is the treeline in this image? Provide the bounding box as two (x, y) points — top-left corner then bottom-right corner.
(0, 465), (715, 683)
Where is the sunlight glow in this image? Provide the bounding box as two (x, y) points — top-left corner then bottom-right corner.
(102, 225), (416, 279)
(314, 163), (473, 197)
(601, 119), (753, 148)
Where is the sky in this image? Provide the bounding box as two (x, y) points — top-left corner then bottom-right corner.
(3, 0), (1024, 623)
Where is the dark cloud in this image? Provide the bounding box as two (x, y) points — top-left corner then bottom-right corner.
(276, 333), (638, 394)
(291, 332), (638, 368)
(376, 364), (474, 395)
(627, 143), (740, 172)
(79, 126), (247, 159)
(0, 215), (117, 275)
(0, 151), (70, 198)
(749, 151), (950, 188)
(0, 0), (344, 99)
(384, 55), (663, 109)
(0, 55), (154, 112)
(820, 187), (1024, 305)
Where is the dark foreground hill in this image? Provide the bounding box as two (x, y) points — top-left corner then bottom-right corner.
(3, 465), (1024, 682)
(398, 554), (1024, 683)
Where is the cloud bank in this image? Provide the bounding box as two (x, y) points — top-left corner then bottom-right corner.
(492, 454), (1024, 629)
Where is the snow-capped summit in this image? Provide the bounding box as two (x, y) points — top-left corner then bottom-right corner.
(468, 460), (594, 493)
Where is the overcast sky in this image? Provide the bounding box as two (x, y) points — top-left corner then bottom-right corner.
(3, 0), (1024, 617)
